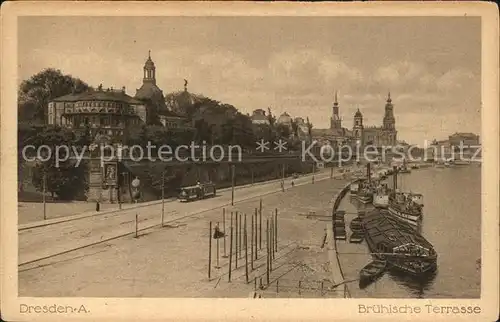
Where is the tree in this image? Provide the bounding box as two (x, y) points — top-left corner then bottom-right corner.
(18, 68), (91, 123)
(27, 126), (88, 200)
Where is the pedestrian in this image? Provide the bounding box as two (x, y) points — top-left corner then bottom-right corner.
(291, 180), (295, 187)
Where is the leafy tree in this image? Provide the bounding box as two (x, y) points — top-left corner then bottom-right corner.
(26, 126), (88, 200)
(18, 68), (91, 123)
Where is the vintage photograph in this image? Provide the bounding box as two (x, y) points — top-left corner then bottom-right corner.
(1, 2), (499, 321)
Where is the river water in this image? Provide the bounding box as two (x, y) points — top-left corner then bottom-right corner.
(337, 165), (481, 298)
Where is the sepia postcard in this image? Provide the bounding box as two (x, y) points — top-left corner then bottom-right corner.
(1, 1), (499, 321)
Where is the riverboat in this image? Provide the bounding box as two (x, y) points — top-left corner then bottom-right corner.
(178, 182), (217, 202)
(350, 181), (360, 195)
(398, 161), (411, 174)
(387, 192), (423, 227)
(357, 188), (373, 204)
(362, 210), (437, 276)
(373, 183), (390, 209)
(453, 160), (471, 166)
(359, 260), (387, 288)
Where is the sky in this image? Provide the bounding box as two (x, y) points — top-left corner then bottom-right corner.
(18, 16), (481, 145)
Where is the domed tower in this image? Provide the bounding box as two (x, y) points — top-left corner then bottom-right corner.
(143, 50), (156, 85)
(330, 91), (342, 130)
(353, 108), (364, 145)
(135, 50), (166, 124)
(383, 91), (395, 130)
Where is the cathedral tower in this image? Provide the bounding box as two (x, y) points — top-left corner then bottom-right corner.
(383, 91), (395, 130)
(353, 108), (364, 145)
(330, 91), (342, 130)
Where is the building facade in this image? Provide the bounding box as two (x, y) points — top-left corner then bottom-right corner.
(47, 85), (147, 138)
(312, 91), (398, 148)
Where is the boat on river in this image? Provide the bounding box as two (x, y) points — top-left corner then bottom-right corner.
(359, 260), (387, 289)
(373, 183), (390, 209)
(357, 187), (374, 204)
(350, 181), (361, 195)
(388, 192), (423, 227)
(398, 159), (411, 174)
(362, 210), (437, 276)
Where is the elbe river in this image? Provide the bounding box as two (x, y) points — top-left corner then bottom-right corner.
(338, 165), (481, 298)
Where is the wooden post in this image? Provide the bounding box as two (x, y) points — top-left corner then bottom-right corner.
(235, 212), (238, 268)
(223, 208), (227, 257)
(250, 212), (254, 270)
(312, 162), (315, 184)
(42, 172), (47, 220)
(135, 213), (138, 238)
(244, 217), (249, 283)
(270, 217), (274, 261)
(231, 164), (235, 206)
(259, 200), (263, 249)
(276, 280), (279, 294)
(216, 221), (220, 268)
(228, 226), (233, 282)
(254, 277), (257, 291)
(208, 221), (212, 279)
(298, 281), (301, 295)
(274, 208), (278, 252)
(271, 218), (275, 260)
(266, 219), (270, 285)
(320, 281), (324, 296)
(254, 211), (258, 260)
(281, 164), (285, 192)
(239, 212), (242, 258)
(161, 171), (165, 227)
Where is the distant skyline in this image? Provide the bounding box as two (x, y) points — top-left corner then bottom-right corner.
(18, 16), (481, 145)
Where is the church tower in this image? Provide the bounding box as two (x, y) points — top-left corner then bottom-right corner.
(330, 91), (342, 130)
(382, 91), (397, 145)
(383, 91), (395, 130)
(353, 108), (364, 146)
(142, 50), (156, 85)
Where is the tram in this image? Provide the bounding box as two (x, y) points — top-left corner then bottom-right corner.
(178, 182), (217, 202)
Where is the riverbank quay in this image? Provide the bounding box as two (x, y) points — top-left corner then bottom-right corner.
(19, 173), (351, 297)
(19, 168), (337, 266)
(19, 166), (337, 228)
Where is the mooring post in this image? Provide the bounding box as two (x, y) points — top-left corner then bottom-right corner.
(235, 212), (238, 268)
(135, 213), (138, 238)
(239, 212), (242, 258)
(244, 219), (249, 283)
(228, 226), (233, 282)
(259, 200), (263, 249)
(274, 208), (278, 252)
(266, 218), (270, 285)
(216, 221), (220, 268)
(208, 221), (212, 280)
(250, 213), (254, 270)
(223, 208), (227, 257)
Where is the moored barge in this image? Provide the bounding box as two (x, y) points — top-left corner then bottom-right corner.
(362, 210), (437, 276)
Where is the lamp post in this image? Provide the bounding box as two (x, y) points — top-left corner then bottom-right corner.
(161, 170), (165, 227)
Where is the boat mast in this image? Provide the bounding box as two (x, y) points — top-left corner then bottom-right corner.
(393, 166), (398, 190)
(367, 162), (371, 184)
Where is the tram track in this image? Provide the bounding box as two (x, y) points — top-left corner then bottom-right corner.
(19, 170), (341, 268)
